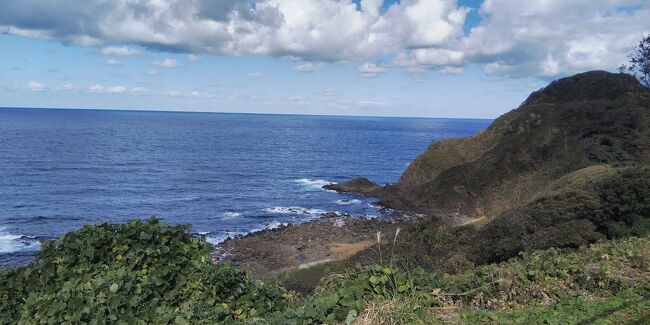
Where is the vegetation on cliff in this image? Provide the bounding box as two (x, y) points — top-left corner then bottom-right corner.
(391, 71), (650, 219)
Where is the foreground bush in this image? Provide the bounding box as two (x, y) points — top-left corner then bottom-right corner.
(0, 219), (290, 324)
(276, 265), (439, 324)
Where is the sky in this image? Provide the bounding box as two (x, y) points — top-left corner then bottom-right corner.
(0, 0), (648, 118)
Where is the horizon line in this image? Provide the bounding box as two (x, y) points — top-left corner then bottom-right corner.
(0, 106), (495, 121)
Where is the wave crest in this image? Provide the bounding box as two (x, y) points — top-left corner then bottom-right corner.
(264, 206), (327, 216)
(335, 199), (362, 205)
(293, 178), (336, 191)
(0, 227), (40, 254)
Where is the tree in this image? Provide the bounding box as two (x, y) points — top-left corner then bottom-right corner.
(620, 35), (650, 88)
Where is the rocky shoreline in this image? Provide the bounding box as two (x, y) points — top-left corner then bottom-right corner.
(214, 211), (416, 278)
(214, 177), (482, 278)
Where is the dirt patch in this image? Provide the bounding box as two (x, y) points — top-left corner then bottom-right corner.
(215, 215), (405, 278)
(330, 240), (375, 257)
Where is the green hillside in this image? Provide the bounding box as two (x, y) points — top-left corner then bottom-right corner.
(393, 71), (650, 218)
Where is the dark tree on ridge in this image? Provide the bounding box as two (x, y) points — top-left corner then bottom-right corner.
(620, 34), (650, 88)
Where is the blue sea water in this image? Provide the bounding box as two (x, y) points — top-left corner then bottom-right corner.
(0, 108), (491, 266)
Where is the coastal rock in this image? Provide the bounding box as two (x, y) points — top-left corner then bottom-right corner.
(324, 212), (338, 218)
(323, 177), (383, 196)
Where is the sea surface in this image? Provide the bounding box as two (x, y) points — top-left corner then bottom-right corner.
(0, 108), (491, 266)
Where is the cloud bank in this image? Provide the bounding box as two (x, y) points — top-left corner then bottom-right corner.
(1, 0), (649, 78)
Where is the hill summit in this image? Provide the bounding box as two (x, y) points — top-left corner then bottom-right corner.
(338, 71), (650, 219)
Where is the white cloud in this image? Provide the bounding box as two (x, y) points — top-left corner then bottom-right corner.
(358, 62), (388, 78)
(87, 85), (127, 94)
(459, 0), (650, 77)
(188, 54), (202, 62)
(282, 55), (302, 62)
(100, 46), (142, 56)
(153, 58), (182, 68)
(357, 100), (388, 108)
(541, 55), (560, 76)
(438, 66), (464, 75)
(189, 91), (213, 98)
(27, 81), (46, 92)
(104, 59), (123, 66)
(0, 1), (648, 79)
(55, 83), (79, 92)
(295, 62), (324, 73)
(395, 48), (465, 69)
(163, 90), (213, 98)
(0, 0), (469, 62)
(246, 71), (264, 77)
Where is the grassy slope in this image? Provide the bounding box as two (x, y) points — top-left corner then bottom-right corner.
(396, 71), (650, 218)
(350, 235), (650, 325)
(374, 165), (650, 273)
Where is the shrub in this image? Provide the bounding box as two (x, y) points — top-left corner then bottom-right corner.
(0, 219), (290, 324)
(469, 166), (650, 264)
(277, 265), (439, 324)
(597, 166), (650, 237)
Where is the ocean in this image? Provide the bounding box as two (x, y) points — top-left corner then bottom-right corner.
(0, 108), (491, 266)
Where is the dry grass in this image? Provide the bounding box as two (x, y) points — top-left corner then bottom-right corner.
(330, 240), (376, 259)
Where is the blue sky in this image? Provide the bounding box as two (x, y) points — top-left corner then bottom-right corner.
(0, 0), (648, 118)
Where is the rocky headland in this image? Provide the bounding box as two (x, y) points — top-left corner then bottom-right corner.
(220, 70), (650, 276)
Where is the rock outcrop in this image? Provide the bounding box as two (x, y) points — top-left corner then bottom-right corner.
(323, 178), (383, 196)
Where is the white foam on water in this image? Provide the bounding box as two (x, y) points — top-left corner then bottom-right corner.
(266, 221), (289, 230)
(264, 206), (327, 216)
(223, 212), (242, 218)
(335, 199), (362, 206)
(293, 178), (336, 191)
(197, 231), (210, 235)
(206, 231), (247, 245)
(367, 203), (382, 209)
(205, 221), (289, 245)
(0, 227), (40, 254)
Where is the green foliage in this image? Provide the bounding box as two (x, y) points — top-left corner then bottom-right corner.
(0, 219), (290, 324)
(450, 235), (650, 310)
(350, 236), (650, 324)
(2, 220), (649, 324)
(466, 166), (650, 265)
(620, 34), (650, 88)
(278, 260), (350, 296)
(598, 166), (650, 237)
(461, 285), (650, 325)
(276, 265), (439, 324)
